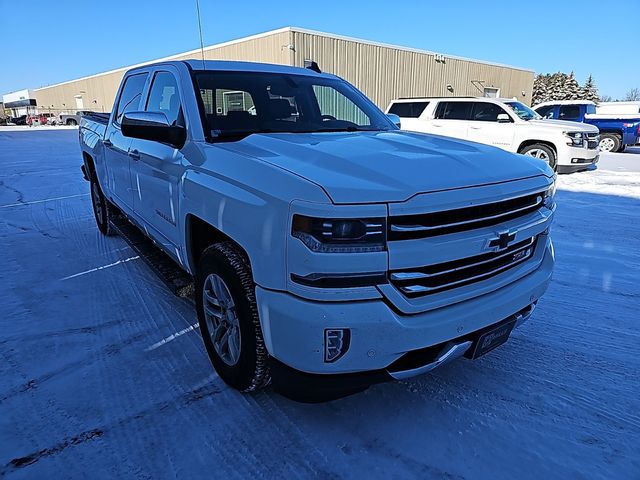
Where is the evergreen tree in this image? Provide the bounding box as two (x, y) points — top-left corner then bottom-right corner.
(581, 75), (599, 102)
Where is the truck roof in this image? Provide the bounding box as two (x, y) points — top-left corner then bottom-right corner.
(534, 100), (596, 108)
(128, 59), (333, 78)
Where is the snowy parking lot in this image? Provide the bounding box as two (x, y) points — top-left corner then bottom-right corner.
(1, 129), (639, 479)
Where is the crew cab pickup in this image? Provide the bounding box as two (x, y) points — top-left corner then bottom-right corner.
(533, 100), (640, 153)
(387, 97), (599, 173)
(80, 60), (555, 401)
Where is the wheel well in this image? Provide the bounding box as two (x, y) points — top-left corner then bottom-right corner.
(599, 130), (621, 138)
(185, 215), (250, 272)
(82, 152), (96, 178)
(518, 140), (557, 156)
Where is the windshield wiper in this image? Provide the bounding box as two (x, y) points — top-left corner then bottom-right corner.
(313, 126), (383, 133)
(210, 128), (274, 141)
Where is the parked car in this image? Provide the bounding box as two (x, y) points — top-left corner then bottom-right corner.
(387, 97), (599, 173)
(80, 60), (555, 401)
(60, 110), (93, 126)
(25, 112), (57, 126)
(533, 100), (640, 152)
(10, 115), (27, 125)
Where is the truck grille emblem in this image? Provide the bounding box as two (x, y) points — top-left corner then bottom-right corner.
(487, 230), (517, 251)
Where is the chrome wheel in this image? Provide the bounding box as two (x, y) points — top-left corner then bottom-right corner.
(202, 274), (241, 366)
(524, 148), (550, 162)
(91, 181), (103, 221)
(599, 137), (616, 152)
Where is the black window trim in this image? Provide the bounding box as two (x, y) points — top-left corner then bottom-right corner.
(112, 71), (150, 128)
(145, 69), (184, 126)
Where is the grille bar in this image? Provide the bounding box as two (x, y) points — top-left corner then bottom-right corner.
(391, 236), (537, 297)
(389, 191), (546, 240)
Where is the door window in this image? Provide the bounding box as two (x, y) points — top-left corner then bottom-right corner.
(114, 73), (148, 125)
(558, 105), (580, 120)
(434, 101), (474, 120)
(471, 103), (508, 122)
(146, 72), (182, 125)
(535, 105), (555, 119)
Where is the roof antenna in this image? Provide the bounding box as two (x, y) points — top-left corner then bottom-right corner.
(195, 0), (206, 69)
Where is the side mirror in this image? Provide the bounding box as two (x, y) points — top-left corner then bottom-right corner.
(121, 111), (186, 148)
(386, 113), (401, 128)
(497, 113), (511, 123)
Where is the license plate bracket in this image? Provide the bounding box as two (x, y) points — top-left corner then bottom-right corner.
(466, 319), (517, 360)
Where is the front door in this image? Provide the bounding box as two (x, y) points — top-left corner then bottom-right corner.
(104, 72), (149, 211)
(130, 70), (184, 257)
(466, 102), (516, 151)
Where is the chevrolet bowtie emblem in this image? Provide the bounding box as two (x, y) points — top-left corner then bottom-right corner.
(488, 230), (516, 251)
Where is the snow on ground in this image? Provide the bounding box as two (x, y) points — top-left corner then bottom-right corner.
(1, 130), (639, 479)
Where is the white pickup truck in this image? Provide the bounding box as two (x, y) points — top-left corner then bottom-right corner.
(80, 60), (555, 401)
(387, 97), (600, 173)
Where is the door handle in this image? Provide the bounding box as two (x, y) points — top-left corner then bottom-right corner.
(128, 149), (140, 160)
(469, 126), (481, 130)
(103, 139), (113, 147)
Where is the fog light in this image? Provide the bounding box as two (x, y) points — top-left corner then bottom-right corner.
(324, 329), (351, 363)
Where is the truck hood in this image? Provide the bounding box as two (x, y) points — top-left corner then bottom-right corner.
(528, 119), (599, 133)
(217, 130), (552, 204)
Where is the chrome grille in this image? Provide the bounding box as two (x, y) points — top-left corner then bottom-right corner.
(390, 236), (537, 297)
(586, 132), (599, 150)
(388, 191), (545, 240)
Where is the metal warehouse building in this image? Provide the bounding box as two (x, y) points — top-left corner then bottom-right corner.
(32, 27), (534, 115)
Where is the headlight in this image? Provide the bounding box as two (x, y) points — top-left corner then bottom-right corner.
(292, 215), (386, 253)
(544, 177), (556, 209)
(564, 131), (585, 147)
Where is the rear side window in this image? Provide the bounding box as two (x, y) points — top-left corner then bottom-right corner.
(559, 105), (580, 120)
(146, 72), (182, 126)
(388, 101), (429, 118)
(535, 105), (554, 119)
(115, 73), (148, 125)
(434, 101), (473, 120)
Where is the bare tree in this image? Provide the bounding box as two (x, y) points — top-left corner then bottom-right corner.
(625, 88), (640, 101)
(600, 94), (613, 102)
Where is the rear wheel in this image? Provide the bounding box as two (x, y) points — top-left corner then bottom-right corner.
(67, 119), (77, 126)
(195, 242), (270, 392)
(90, 173), (116, 236)
(520, 143), (557, 170)
(599, 133), (620, 153)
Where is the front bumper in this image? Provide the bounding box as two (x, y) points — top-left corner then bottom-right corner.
(557, 144), (599, 168)
(256, 237), (554, 375)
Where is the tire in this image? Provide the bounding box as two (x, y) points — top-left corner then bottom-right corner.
(520, 143), (557, 170)
(89, 172), (116, 236)
(195, 242), (270, 392)
(67, 119), (77, 126)
(599, 133), (620, 153)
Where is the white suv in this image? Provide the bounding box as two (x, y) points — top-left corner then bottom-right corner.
(386, 97), (599, 173)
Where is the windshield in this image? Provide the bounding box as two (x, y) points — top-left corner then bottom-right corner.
(192, 70), (396, 140)
(504, 101), (541, 121)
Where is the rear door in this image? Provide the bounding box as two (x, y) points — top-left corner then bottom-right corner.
(430, 101), (474, 140)
(129, 68), (185, 257)
(466, 102), (516, 150)
(104, 72), (149, 211)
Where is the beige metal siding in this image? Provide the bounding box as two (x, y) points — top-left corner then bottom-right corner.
(34, 30), (293, 114)
(33, 28), (534, 115)
(290, 31), (534, 108)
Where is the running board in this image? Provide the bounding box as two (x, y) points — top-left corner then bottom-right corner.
(109, 216), (194, 299)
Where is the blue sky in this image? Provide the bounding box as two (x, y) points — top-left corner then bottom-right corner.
(1, 0), (637, 99)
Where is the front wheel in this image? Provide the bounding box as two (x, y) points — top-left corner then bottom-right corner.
(599, 133), (620, 153)
(520, 144), (557, 171)
(195, 242), (270, 392)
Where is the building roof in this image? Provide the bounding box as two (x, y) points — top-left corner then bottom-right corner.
(33, 26), (533, 92)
